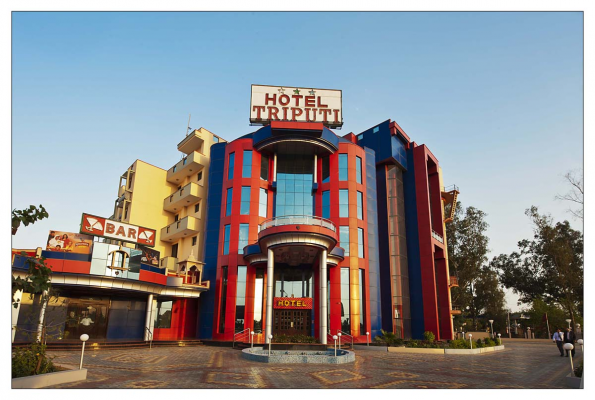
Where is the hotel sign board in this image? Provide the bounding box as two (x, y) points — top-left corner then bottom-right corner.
(250, 84), (343, 128)
(273, 297), (313, 310)
(80, 213), (157, 247)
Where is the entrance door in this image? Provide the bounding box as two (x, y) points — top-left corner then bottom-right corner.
(273, 309), (312, 336)
(63, 298), (109, 340)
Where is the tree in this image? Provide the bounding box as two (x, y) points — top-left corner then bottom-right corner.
(446, 202), (502, 330)
(12, 205), (49, 235)
(555, 169), (583, 221)
(490, 206), (583, 330)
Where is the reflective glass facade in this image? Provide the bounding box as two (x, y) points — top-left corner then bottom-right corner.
(235, 266), (247, 332)
(275, 154), (313, 217)
(240, 186), (251, 215)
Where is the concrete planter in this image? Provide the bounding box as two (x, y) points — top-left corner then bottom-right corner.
(388, 347), (445, 354)
(565, 373), (582, 389)
(444, 345), (505, 355)
(12, 368), (87, 389)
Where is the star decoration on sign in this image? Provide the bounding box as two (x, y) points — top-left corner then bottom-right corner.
(278, 87), (285, 94)
(309, 89), (316, 95)
(293, 88), (300, 95)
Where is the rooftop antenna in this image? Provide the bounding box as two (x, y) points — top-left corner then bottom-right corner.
(186, 113), (192, 136)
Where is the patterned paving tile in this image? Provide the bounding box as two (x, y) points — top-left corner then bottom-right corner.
(310, 369), (366, 385)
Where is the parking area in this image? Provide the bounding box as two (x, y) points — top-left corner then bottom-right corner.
(46, 340), (582, 389)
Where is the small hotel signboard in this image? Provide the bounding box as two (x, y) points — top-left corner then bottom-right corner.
(80, 213), (157, 247)
(273, 297), (313, 310)
(250, 84), (343, 128)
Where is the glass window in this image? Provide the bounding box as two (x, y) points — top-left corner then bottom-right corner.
(218, 267), (228, 333)
(171, 243), (178, 258)
(358, 228), (364, 258)
(238, 224), (249, 254)
(274, 154), (314, 217)
(154, 300), (173, 329)
(259, 188), (268, 218)
(373, 126), (379, 133)
(213, 135), (219, 143)
(197, 170), (203, 183)
(241, 186), (251, 215)
(192, 236), (197, 246)
(195, 203), (200, 213)
(356, 191), (363, 220)
(226, 188), (233, 216)
(359, 269), (366, 334)
(235, 266), (247, 333)
(322, 156), (330, 183)
(340, 268), (350, 332)
(339, 189), (349, 218)
(322, 190), (330, 219)
(228, 153), (235, 180)
(223, 225), (230, 255)
(339, 154), (348, 181)
(340, 226), (350, 256)
(242, 150), (252, 178)
(253, 269), (265, 332)
(260, 155), (269, 181)
(356, 156), (362, 184)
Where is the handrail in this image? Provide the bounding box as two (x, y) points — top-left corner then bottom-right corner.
(336, 330), (354, 348)
(431, 230), (444, 243)
(232, 328), (251, 348)
(145, 327), (153, 349)
(260, 215), (336, 232)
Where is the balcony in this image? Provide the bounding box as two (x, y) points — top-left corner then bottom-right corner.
(450, 306), (462, 315)
(163, 182), (203, 213)
(160, 216), (200, 242)
(160, 256), (178, 271)
(178, 129), (205, 155)
(432, 230), (444, 243)
(260, 215), (336, 232)
(449, 275), (459, 288)
(166, 151), (208, 184)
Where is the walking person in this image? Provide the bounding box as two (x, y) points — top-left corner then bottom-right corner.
(564, 327), (576, 357)
(553, 328), (565, 357)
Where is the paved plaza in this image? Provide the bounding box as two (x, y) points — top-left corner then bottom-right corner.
(45, 340), (582, 389)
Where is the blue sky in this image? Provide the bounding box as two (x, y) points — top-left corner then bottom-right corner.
(11, 12), (583, 311)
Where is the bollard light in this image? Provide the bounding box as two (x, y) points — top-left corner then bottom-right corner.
(268, 334), (273, 356)
(577, 339), (583, 352)
(79, 334), (89, 370)
(563, 343), (575, 375)
(468, 333), (473, 349)
(566, 319), (572, 329)
(338, 332), (342, 348)
(366, 332), (370, 346)
(333, 335), (338, 357)
(489, 319), (494, 338)
(497, 333), (501, 345)
(251, 331), (255, 349)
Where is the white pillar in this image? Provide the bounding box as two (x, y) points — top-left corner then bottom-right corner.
(265, 247), (274, 344)
(320, 249), (328, 345)
(313, 154), (318, 184)
(273, 153), (278, 181)
(12, 290), (23, 343)
(36, 290), (48, 343)
(144, 294), (154, 340)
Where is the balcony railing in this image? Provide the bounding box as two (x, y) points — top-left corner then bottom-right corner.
(260, 215), (336, 232)
(432, 230), (444, 243)
(449, 275), (459, 287)
(163, 182), (202, 212)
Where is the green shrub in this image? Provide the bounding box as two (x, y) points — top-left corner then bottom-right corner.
(484, 338), (496, 347)
(574, 363), (583, 378)
(406, 340), (421, 348)
(12, 343), (56, 378)
(273, 334), (318, 343)
(423, 331), (435, 343)
(448, 339), (471, 349)
(475, 339), (484, 348)
(374, 330), (404, 346)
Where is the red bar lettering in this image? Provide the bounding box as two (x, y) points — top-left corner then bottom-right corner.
(279, 94), (290, 106)
(128, 228), (137, 239)
(268, 106), (279, 120)
(116, 226), (126, 237)
(106, 223), (115, 234)
(291, 95), (303, 106)
(291, 108), (303, 120)
(252, 106), (265, 119)
(265, 93), (276, 105)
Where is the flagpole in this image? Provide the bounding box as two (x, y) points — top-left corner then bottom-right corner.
(545, 313), (551, 339)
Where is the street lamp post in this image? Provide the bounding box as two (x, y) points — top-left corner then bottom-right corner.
(489, 319), (494, 338)
(338, 332), (342, 348)
(563, 343), (575, 376)
(268, 334), (273, 356)
(468, 333), (473, 349)
(79, 334), (89, 370)
(250, 331), (254, 349)
(333, 335), (338, 357)
(497, 333), (501, 345)
(366, 332), (370, 346)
